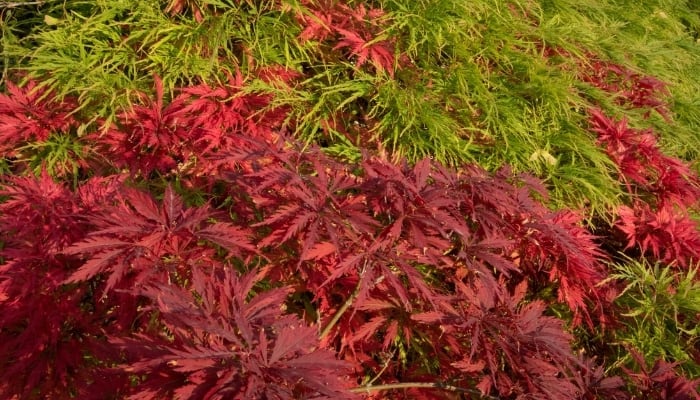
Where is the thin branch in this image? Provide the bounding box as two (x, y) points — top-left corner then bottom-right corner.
(319, 281), (359, 339)
(349, 381), (502, 400)
(319, 258), (370, 339)
(1, 1), (48, 8)
(365, 349), (395, 386)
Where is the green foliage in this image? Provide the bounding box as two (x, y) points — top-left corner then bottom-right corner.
(3, 0), (699, 213)
(1, 0), (307, 124)
(2, 0), (700, 398)
(19, 132), (86, 181)
(541, 0), (700, 166)
(609, 257), (700, 377)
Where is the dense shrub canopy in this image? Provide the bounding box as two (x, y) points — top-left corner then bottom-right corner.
(1, 0), (699, 399)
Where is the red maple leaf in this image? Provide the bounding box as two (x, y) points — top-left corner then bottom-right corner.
(623, 348), (700, 400)
(94, 75), (190, 175)
(0, 172), (127, 398)
(579, 56), (671, 119)
(415, 279), (584, 399)
(334, 27), (395, 75)
(116, 268), (356, 399)
(296, 2), (396, 76)
(64, 185), (256, 291)
(589, 109), (700, 209)
(0, 80), (77, 155)
(617, 203), (700, 267)
(0, 169), (86, 257)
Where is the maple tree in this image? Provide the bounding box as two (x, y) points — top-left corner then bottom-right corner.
(296, 1), (395, 76)
(1, 137), (619, 399)
(1, 0), (700, 399)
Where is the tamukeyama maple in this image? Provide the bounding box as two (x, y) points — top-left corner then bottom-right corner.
(0, 75), (697, 398)
(1, 0), (700, 399)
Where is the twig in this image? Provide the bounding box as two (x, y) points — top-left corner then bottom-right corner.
(365, 349), (396, 386)
(319, 259), (369, 339)
(319, 282), (359, 339)
(1, 1), (48, 8)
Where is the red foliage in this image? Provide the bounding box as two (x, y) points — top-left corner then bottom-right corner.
(0, 172), (123, 398)
(623, 349), (700, 400)
(4, 73), (695, 399)
(0, 170), (87, 258)
(515, 210), (609, 327)
(0, 80), (77, 156)
(550, 49), (700, 271)
(94, 76), (190, 176)
(437, 279), (583, 399)
(207, 135), (616, 397)
(64, 184), (256, 291)
(588, 109), (700, 267)
(573, 356), (628, 400)
(617, 203), (700, 267)
(588, 109), (659, 187)
(296, 1), (396, 76)
(92, 71), (293, 176)
(171, 70), (285, 152)
(588, 108), (700, 201)
(116, 268), (356, 399)
(579, 55), (671, 120)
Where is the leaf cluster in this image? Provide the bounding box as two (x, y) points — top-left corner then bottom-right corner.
(1, 0), (700, 399)
(0, 108), (624, 399)
(3, 0), (699, 213)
